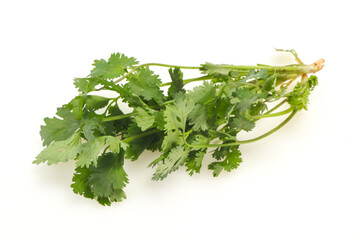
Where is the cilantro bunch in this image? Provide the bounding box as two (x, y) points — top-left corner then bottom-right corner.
(34, 49), (324, 205)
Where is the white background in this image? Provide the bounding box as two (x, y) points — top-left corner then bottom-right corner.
(1, 0), (359, 239)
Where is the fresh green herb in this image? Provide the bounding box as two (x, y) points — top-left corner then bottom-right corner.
(34, 49), (324, 205)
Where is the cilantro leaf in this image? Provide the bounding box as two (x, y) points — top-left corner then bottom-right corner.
(244, 69), (270, 80)
(34, 131), (82, 165)
(232, 88), (260, 113)
(148, 155), (165, 169)
(84, 95), (110, 111)
(106, 136), (129, 153)
(191, 135), (210, 149)
(307, 75), (318, 90)
(66, 96), (85, 120)
(90, 53), (138, 79)
(40, 107), (80, 146)
(124, 123), (158, 161)
(75, 137), (106, 168)
(200, 62), (232, 75)
(72, 152), (130, 206)
(168, 67), (185, 99)
(126, 68), (165, 104)
(154, 109), (166, 131)
(75, 136), (128, 168)
(71, 166), (94, 199)
(288, 82), (310, 110)
(212, 146), (230, 161)
(288, 75), (317, 110)
(230, 115), (256, 132)
(208, 148), (242, 177)
(186, 150), (206, 176)
(262, 74), (276, 92)
(163, 93), (195, 132)
(152, 146), (190, 181)
(81, 116), (106, 142)
(188, 104), (208, 131)
(74, 77), (102, 93)
(104, 104), (131, 134)
(161, 130), (182, 152)
(187, 81), (217, 105)
(134, 108), (156, 131)
(88, 152), (129, 205)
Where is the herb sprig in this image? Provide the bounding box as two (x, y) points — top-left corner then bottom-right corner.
(34, 49), (324, 205)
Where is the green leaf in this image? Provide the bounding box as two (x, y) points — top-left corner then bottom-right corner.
(71, 167), (94, 199)
(245, 69), (270, 80)
(154, 109), (166, 131)
(72, 152), (130, 206)
(99, 79), (126, 94)
(307, 75), (318, 90)
(115, 84), (145, 108)
(90, 53), (138, 79)
(145, 131), (164, 152)
(40, 107), (80, 146)
(161, 130), (182, 152)
(88, 152), (128, 204)
(262, 74), (276, 92)
(232, 88), (260, 113)
(189, 104), (208, 131)
(200, 62), (232, 75)
(75, 135), (127, 168)
(124, 123), (158, 161)
(66, 96), (85, 120)
(126, 68), (165, 104)
(248, 102), (267, 116)
(74, 77), (102, 93)
(186, 150), (206, 176)
(85, 95), (110, 111)
(148, 155), (164, 168)
(152, 146), (190, 181)
(96, 197), (112, 206)
(187, 81), (216, 105)
(34, 132), (82, 165)
(212, 98), (231, 126)
(212, 146), (230, 161)
(191, 135), (210, 149)
(74, 78), (89, 92)
(288, 82), (310, 110)
(106, 136), (129, 153)
(208, 148), (242, 177)
(75, 137), (106, 168)
(164, 93), (195, 132)
(168, 67), (185, 99)
(134, 108), (156, 131)
(81, 116), (106, 142)
(230, 115), (255, 132)
(104, 104), (131, 134)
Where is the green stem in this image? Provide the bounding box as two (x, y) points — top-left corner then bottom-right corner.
(102, 112), (135, 122)
(139, 63), (200, 70)
(209, 64), (316, 75)
(189, 110), (297, 148)
(114, 63), (201, 84)
(122, 128), (160, 143)
(253, 107), (293, 120)
(275, 48), (304, 64)
(238, 110), (297, 144)
(263, 99), (287, 115)
(101, 99), (175, 122)
(159, 75), (212, 87)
